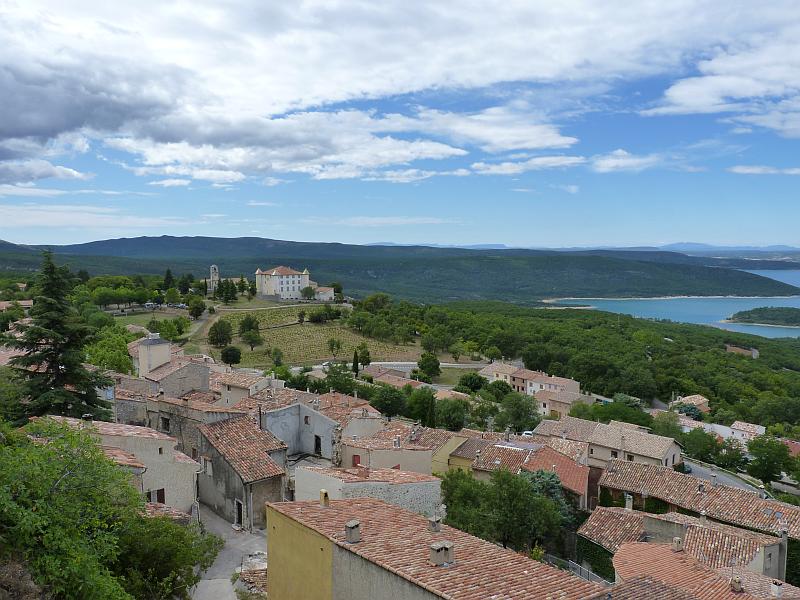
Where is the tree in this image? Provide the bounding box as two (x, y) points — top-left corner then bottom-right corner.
(484, 345), (502, 362)
(407, 388), (437, 427)
(327, 337), (342, 359)
(85, 325), (135, 374)
(76, 268), (90, 283)
(188, 296), (206, 319)
(220, 345), (242, 367)
(747, 435), (791, 485)
(238, 314), (260, 335)
(351, 348), (360, 375)
(458, 372), (488, 392)
(298, 309), (306, 324)
(271, 347), (284, 366)
(495, 392), (540, 433)
(489, 469), (560, 550)
(436, 398), (469, 431)
(237, 276), (248, 294)
(164, 287), (181, 305)
(3, 252), (111, 420)
(651, 411), (683, 440)
(357, 341), (371, 367)
(301, 286), (315, 300)
(208, 320), (233, 347)
(485, 380), (512, 401)
(241, 329), (264, 351)
(716, 438), (747, 471)
(163, 268), (175, 290)
(418, 352), (441, 378)
(449, 341), (465, 362)
(371, 385), (407, 418)
(521, 469), (576, 528)
(0, 418), (221, 599)
(681, 428), (720, 463)
(323, 362), (355, 395)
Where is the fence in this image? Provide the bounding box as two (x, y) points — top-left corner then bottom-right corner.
(543, 554), (612, 586)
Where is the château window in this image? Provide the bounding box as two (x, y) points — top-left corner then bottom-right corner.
(160, 417), (170, 432)
(611, 450), (618, 458)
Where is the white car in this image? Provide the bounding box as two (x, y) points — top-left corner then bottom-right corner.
(521, 431), (535, 437)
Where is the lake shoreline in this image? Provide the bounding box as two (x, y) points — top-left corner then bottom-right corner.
(544, 294), (800, 303)
(721, 319), (800, 329)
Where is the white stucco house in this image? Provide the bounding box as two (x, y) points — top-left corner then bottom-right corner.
(254, 265), (336, 300)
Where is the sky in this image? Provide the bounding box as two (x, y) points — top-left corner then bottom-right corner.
(0, 1), (799, 247)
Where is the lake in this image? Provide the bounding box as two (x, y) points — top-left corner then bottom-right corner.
(556, 270), (800, 338)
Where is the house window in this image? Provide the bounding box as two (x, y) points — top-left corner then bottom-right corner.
(627, 454), (634, 461)
(611, 450), (618, 458)
(589, 448), (594, 455)
(147, 488), (165, 504)
(672, 454), (676, 465)
(304, 415), (310, 425)
(158, 447), (163, 455)
(202, 457), (213, 476)
(542, 403), (547, 408)
(160, 416), (170, 432)
(192, 448), (198, 460)
(352, 454), (361, 467)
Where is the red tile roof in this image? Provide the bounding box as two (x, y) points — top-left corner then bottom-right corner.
(373, 373), (424, 389)
(269, 498), (605, 600)
(784, 438), (800, 458)
(472, 443), (533, 473)
(144, 502), (192, 524)
(600, 460), (800, 539)
(46, 415), (174, 440)
(300, 466), (439, 484)
(102, 445), (145, 469)
(257, 265), (303, 276)
(521, 445), (589, 497)
(199, 417), (285, 483)
(217, 372), (267, 389)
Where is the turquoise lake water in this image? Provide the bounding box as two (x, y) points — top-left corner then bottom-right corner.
(556, 270), (800, 339)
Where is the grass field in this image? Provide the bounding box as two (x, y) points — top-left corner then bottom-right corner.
(434, 367), (477, 386)
(113, 310), (184, 327)
(191, 306), (422, 368)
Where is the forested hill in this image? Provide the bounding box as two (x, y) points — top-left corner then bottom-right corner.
(0, 236), (798, 302)
(731, 307), (800, 326)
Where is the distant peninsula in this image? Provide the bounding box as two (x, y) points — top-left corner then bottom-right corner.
(729, 306), (800, 327)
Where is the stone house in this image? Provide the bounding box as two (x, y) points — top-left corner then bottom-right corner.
(198, 417), (286, 530)
(217, 372), (276, 407)
(294, 465), (442, 516)
(670, 394), (711, 413)
(48, 416), (199, 513)
(535, 389), (594, 419)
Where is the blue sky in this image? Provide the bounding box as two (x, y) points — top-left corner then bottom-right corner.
(1, 2), (799, 247)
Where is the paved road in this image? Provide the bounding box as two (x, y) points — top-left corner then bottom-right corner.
(191, 504), (266, 600)
(308, 360), (486, 372)
(683, 458), (760, 493)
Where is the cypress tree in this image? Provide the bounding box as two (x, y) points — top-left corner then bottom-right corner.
(5, 252), (111, 420)
(352, 349), (359, 375)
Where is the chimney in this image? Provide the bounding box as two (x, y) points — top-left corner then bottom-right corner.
(319, 489), (330, 508)
(354, 389), (358, 399)
(329, 387), (334, 394)
(699, 510), (707, 526)
(429, 541), (454, 566)
(361, 407), (368, 418)
(712, 473), (718, 487)
(428, 516), (441, 532)
(357, 464), (370, 479)
(80, 413), (93, 428)
(771, 580), (784, 598)
(393, 436), (401, 448)
(671, 537), (684, 552)
(731, 576), (743, 593)
(697, 482), (705, 494)
(158, 388), (165, 397)
(345, 519), (361, 543)
(624, 493), (633, 511)
(759, 485), (767, 499)
(504, 426), (510, 442)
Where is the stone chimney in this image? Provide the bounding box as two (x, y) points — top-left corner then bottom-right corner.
(80, 413), (93, 428)
(759, 485), (767, 499)
(671, 537), (684, 552)
(354, 389), (358, 399)
(345, 519), (361, 543)
(504, 426), (510, 442)
(731, 576), (743, 593)
(624, 493), (633, 511)
(429, 541), (454, 566)
(393, 436), (401, 448)
(357, 464), (370, 479)
(319, 489), (330, 508)
(771, 580), (784, 598)
(699, 510), (707, 526)
(712, 473), (718, 487)
(428, 516), (441, 532)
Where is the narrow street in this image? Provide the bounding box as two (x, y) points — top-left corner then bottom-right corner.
(191, 505), (266, 600)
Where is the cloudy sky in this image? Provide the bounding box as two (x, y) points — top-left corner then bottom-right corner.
(1, 1), (799, 247)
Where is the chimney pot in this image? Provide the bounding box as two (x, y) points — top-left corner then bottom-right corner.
(354, 390), (358, 399)
(345, 519), (361, 543)
(429, 541), (454, 566)
(624, 493), (633, 511)
(319, 489), (330, 508)
(731, 576), (743, 593)
(699, 510), (707, 526)
(771, 580), (784, 598)
(428, 516), (441, 532)
(671, 537), (684, 552)
(393, 436), (401, 448)
(712, 473), (718, 486)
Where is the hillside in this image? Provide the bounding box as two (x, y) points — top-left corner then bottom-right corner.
(1, 237), (798, 302)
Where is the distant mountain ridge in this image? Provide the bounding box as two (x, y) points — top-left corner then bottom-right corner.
(1, 236), (799, 303)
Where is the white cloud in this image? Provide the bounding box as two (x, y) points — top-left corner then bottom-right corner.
(308, 216), (457, 227)
(472, 155), (585, 175)
(551, 184), (580, 194)
(148, 178), (190, 187)
(0, 159), (90, 184)
(262, 177), (288, 187)
(200, 213), (226, 218)
(591, 149), (662, 173)
(511, 188), (536, 193)
(727, 165), (800, 175)
(0, 184), (69, 197)
(0, 203), (185, 228)
(247, 201), (278, 207)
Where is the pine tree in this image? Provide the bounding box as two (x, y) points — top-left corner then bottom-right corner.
(352, 349), (359, 375)
(4, 252), (111, 420)
(163, 268), (175, 290)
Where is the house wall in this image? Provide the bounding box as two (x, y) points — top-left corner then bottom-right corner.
(332, 545), (440, 600)
(137, 342), (171, 377)
(250, 477), (284, 528)
(157, 363), (210, 397)
(100, 433), (197, 512)
(343, 417), (385, 441)
(262, 404), (338, 459)
(341, 446), (433, 474)
(295, 469), (346, 501)
(432, 437), (467, 475)
(267, 506), (334, 600)
(146, 401), (242, 460)
(448, 455), (473, 472)
(198, 436), (248, 527)
(114, 398), (147, 426)
(587, 442), (680, 469)
(315, 288), (335, 301)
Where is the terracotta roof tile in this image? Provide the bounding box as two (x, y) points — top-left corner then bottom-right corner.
(217, 372), (267, 389)
(258, 265), (303, 276)
(521, 445), (589, 497)
(600, 460), (800, 539)
(300, 466), (439, 484)
(102, 445), (145, 469)
(374, 373), (424, 389)
(269, 498), (605, 600)
(472, 443), (534, 473)
(450, 436), (493, 459)
(609, 576), (698, 600)
(199, 417), (285, 483)
(46, 415), (174, 440)
(144, 502), (192, 524)
(730, 421), (765, 436)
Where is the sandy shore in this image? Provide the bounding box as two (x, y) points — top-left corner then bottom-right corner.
(721, 319), (800, 329)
